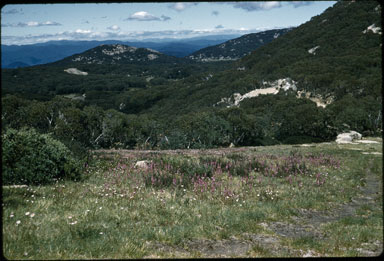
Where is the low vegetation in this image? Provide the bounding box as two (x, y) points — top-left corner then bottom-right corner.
(2, 140), (382, 258)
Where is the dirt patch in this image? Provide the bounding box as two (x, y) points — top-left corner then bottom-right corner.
(145, 234), (295, 258)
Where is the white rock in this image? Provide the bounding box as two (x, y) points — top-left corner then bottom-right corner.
(308, 46), (320, 55)
(64, 68), (88, 76)
(216, 78), (297, 107)
(134, 160), (152, 169)
(147, 54), (158, 60)
(336, 131), (362, 144)
(356, 140), (379, 144)
(363, 24), (382, 34)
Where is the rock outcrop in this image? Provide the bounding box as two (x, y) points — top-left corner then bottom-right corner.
(336, 131), (362, 144)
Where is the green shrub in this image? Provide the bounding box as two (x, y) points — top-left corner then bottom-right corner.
(2, 128), (83, 185)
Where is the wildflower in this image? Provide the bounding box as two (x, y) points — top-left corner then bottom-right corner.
(68, 216), (72, 219)
(99, 207), (102, 210)
(16, 220), (21, 225)
(69, 221), (78, 225)
(30, 213), (35, 218)
(10, 214), (14, 218)
(100, 232), (104, 235)
(25, 212), (30, 216)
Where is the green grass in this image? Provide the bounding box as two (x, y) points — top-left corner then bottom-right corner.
(2, 139), (382, 258)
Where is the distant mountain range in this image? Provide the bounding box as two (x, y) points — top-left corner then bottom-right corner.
(187, 28), (293, 62)
(1, 34), (242, 68)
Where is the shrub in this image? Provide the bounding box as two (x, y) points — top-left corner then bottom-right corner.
(2, 128), (83, 185)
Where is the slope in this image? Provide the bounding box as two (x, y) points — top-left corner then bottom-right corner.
(187, 28), (292, 62)
(144, 0), (381, 116)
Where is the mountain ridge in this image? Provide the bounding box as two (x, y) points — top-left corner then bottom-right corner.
(1, 35), (242, 68)
(187, 28), (293, 62)
(51, 44), (189, 66)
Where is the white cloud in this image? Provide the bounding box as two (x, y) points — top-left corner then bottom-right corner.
(232, 1), (282, 11)
(2, 26), (290, 45)
(107, 25), (120, 31)
(168, 2), (199, 12)
(289, 1), (313, 8)
(125, 11), (170, 21)
(75, 29), (92, 34)
(2, 20), (62, 27)
(219, 1), (314, 11)
(215, 24), (224, 29)
(126, 11), (160, 21)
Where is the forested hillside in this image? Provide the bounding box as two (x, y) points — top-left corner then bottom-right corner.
(1, 0), (382, 153)
(187, 28), (292, 62)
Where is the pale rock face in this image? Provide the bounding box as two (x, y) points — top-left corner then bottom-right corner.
(101, 45), (137, 56)
(362, 24), (382, 34)
(147, 54), (158, 60)
(308, 46), (320, 55)
(336, 131), (362, 144)
(64, 68), (88, 75)
(216, 78), (297, 107)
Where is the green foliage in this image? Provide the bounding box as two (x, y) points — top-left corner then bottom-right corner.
(2, 128), (83, 185)
(0, 1), (381, 150)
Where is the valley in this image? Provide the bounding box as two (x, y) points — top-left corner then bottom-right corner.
(1, 1), (382, 259)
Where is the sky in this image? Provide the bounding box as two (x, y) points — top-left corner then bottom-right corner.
(1, 1), (336, 45)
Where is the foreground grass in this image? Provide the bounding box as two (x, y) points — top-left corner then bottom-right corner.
(2, 139), (382, 259)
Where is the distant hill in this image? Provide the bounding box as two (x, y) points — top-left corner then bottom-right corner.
(187, 28), (292, 62)
(1, 35), (241, 68)
(51, 44), (189, 66)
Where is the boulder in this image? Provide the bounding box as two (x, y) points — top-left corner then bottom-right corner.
(336, 131), (362, 144)
(134, 160), (152, 169)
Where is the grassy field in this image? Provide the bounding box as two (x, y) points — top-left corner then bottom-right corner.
(2, 138), (383, 259)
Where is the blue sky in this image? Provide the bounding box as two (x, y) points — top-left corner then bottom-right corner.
(1, 1), (336, 45)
